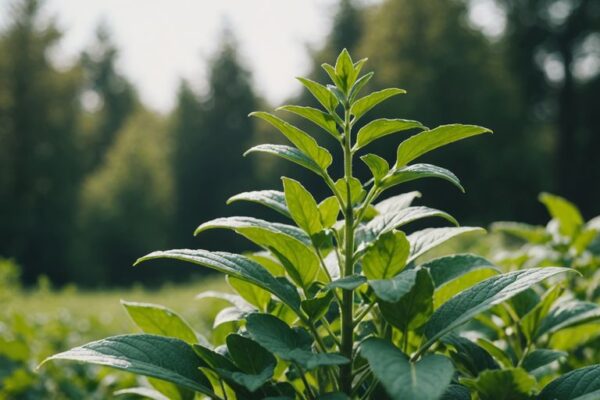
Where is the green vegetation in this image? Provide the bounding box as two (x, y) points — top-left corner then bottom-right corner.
(40, 51), (600, 399)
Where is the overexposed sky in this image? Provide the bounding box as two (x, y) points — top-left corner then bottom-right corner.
(0, 0), (362, 111)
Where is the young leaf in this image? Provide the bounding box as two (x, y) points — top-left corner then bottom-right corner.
(40, 334), (214, 397)
(135, 250), (301, 312)
(283, 177), (323, 236)
(349, 71), (373, 103)
(382, 163), (464, 192)
(407, 227), (486, 263)
(250, 112), (332, 170)
(246, 313), (349, 370)
(318, 196), (340, 228)
(360, 338), (454, 400)
(297, 77), (339, 112)
(539, 192), (584, 237)
(460, 368), (537, 400)
(227, 190), (291, 219)
(395, 124), (492, 168)
(334, 48), (357, 92)
(350, 88), (406, 121)
(121, 301), (199, 344)
(421, 267), (574, 352)
(245, 144), (323, 176)
(355, 118), (425, 150)
(277, 105), (340, 139)
(538, 364), (600, 400)
(362, 231), (410, 280)
(361, 154), (389, 183)
(301, 291), (334, 321)
(335, 177), (365, 206)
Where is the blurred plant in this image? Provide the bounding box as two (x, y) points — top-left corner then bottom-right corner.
(41, 50), (600, 400)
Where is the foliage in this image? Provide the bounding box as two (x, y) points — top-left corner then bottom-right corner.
(41, 50), (600, 399)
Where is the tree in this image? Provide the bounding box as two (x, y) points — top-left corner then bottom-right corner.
(0, 0), (82, 284)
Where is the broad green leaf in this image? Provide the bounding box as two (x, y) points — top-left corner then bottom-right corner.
(361, 153), (389, 183)
(40, 334), (214, 397)
(374, 191), (422, 214)
(362, 231), (410, 279)
(327, 274), (367, 290)
(365, 206), (458, 240)
(369, 268), (417, 303)
(378, 268), (434, 330)
(335, 177), (365, 206)
(250, 112), (332, 170)
(121, 301), (199, 344)
(491, 221), (550, 243)
(135, 250), (301, 312)
(277, 105), (340, 139)
(538, 364), (600, 400)
(246, 313), (349, 370)
(192, 344), (237, 371)
(407, 227), (486, 263)
(223, 334), (276, 392)
(441, 334), (499, 376)
(360, 338), (454, 400)
(114, 387), (169, 400)
(422, 267), (574, 351)
(318, 196), (339, 228)
(350, 88), (406, 121)
(395, 124), (492, 168)
(301, 291), (333, 321)
(433, 268), (500, 309)
(461, 368), (536, 400)
(536, 300), (600, 339)
(195, 216), (321, 288)
(245, 144), (322, 176)
(227, 276), (271, 312)
(422, 254), (499, 288)
(522, 349), (566, 372)
(282, 177), (322, 235)
(297, 77), (338, 112)
(227, 190), (291, 219)
(355, 118), (425, 150)
(382, 163), (464, 192)
(539, 192), (584, 237)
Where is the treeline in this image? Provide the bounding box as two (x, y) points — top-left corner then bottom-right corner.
(0, 0), (598, 286)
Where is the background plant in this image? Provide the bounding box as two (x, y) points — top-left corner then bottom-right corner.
(41, 51), (600, 400)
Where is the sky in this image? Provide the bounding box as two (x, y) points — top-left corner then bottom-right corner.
(0, 0), (358, 112)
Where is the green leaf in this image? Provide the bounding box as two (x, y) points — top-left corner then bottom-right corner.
(327, 275), (367, 290)
(407, 227), (486, 263)
(335, 177), (365, 206)
(114, 387), (170, 400)
(282, 177), (323, 236)
(322, 62), (344, 90)
(334, 48), (357, 91)
(522, 349), (566, 372)
(250, 112), (332, 170)
(135, 250), (301, 312)
(362, 231), (410, 280)
(301, 291), (333, 321)
(374, 191), (422, 214)
(360, 338), (454, 400)
(350, 88), (406, 121)
(520, 285), (562, 341)
(277, 105), (340, 139)
(422, 267), (574, 351)
(538, 365), (600, 400)
(349, 72), (373, 103)
(246, 313), (349, 370)
(378, 268), (434, 330)
(441, 334), (499, 377)
(365, 206), (458, 240)
(192, 344), (237, 371)
(422, 254), (498, 288)
(434, 268), (500, 309)
(537, 300), (600, 339)
(439, 385), (471, 400)
(475, 338), (513, 368)
(382, 163), (464, 192)
(460, 368), (536, 400)
(539, 192), (584, 237)
(318, 196), (340, 228)
(491, 221), (550, 243)
(40, 334), (214, 397)
(195, 216), (321, 288)
(361, 154), (390, 183)
(223, 334), (276, 392)
(297, 77), (339, 112)
(244, 144), (322, 176)
(227, 276), (271, 312)
(369, 268), (417, 303)
(395, 124), (492, 168)
(227, 190), (291, 219)
(121, 301), (199, 344)
(147, 377), (194, 400)
(355, 118), (425, 150)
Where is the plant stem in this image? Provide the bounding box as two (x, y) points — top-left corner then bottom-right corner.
(340, 106), (355, 394)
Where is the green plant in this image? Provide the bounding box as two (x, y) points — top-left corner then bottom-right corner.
(41, 50), (600, 399)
